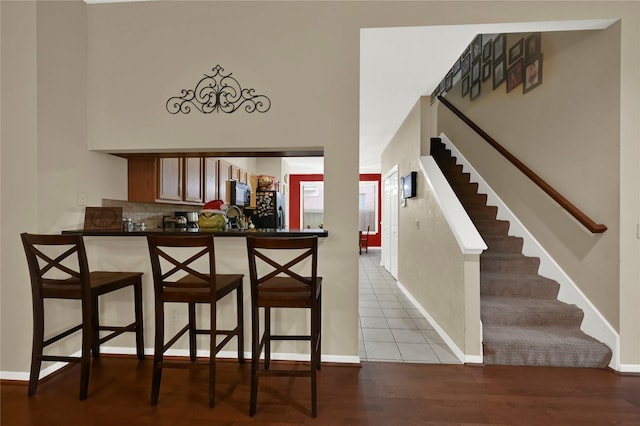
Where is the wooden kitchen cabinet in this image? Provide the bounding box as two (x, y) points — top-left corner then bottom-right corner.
(128, 157), (158, 203)
(218, 160), (233, 204)
(248, 173), (258, 208)
(231, 165), (240, 182)
(239, 169), (248, 184)
(204, 157), (218, 203)
(158, 157), (183, 201)
(183, 157), (204, 203)
(128, 156), (253, 206)
(128, 157), (203, 205)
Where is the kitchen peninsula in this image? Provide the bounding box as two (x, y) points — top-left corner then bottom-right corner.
(59, 226), (329, 362)
(63, 228), (328, 238)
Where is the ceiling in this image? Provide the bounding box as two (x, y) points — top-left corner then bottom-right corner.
(82, 2), (615, 174)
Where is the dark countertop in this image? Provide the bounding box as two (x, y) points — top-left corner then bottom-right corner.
(62, 228), (328, 238)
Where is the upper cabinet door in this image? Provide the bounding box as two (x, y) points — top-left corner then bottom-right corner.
(128, 157), (158, 203)
(204, 158), (218, 203)
(218, 160), (232, 204)
(184, 157), (204, 203)
(158, 157), (183, 201)
(231, 165), (240, 182)
(239, 169), (248, 184)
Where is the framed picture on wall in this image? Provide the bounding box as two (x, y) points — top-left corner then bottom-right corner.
(452, 57), (461, 76)
(525, 33), (542, 61)
(461, 54), (471, 77)
(509, 38), (524, 64)
(471, 60), (481, 83)
(493, 34), (505, 62)
(523, 53), (543, 94)
(482, 39), (492, 62)
(471, 35), (482, 61)
(493, 59), (505, 89)
(462, 76), (470, 97)
(482, 60), (491, 81)
(506, 59), (523, 92)
(470, 81), (481, 101)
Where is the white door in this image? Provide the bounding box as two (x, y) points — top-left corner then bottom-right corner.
(382, 167), (399, 278)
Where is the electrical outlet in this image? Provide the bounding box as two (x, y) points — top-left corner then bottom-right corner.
(77, 192), (87, 206)
(415, 219), (420, 230)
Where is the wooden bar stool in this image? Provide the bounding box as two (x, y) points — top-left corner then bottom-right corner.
(359, 225), (370, 254)
(20, 233), (144, 400)
(245, 235), (322, 417)
(146, 234), (244, 408)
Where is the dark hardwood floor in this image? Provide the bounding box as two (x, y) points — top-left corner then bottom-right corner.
(2, 356), (640, 425)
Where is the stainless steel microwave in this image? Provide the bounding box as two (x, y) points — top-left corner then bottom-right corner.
(228, 180), (251, 207)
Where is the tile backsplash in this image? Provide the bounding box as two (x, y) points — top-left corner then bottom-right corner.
(102, 199), (202, 230)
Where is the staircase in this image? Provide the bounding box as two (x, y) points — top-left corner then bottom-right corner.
(430, 138), (612, 368)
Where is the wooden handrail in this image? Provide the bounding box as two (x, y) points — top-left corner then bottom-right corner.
(437, 95), (607, 234)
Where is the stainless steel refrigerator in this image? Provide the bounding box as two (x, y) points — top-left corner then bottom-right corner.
(251, 190), (285, 229)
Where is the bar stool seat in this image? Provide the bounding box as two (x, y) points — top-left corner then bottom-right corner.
(246, 235), (322, 417)
(20, 233), (144, 400)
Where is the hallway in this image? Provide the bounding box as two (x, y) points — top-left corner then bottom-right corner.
(358, 250), (460, 363)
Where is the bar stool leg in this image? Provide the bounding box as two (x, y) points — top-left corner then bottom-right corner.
(151, 300), (164, 405)
(28, 299), (45, 397)
(209, 302), (216, 408)
(134, 280), (145, 360)
(189, 302), (197, 361)
(264, 308), (271, 370)
(250, 302), (260, 416)
(91, 296), (100, 358)
(79, 309), (93, 400)
(236, 286), (244, 363)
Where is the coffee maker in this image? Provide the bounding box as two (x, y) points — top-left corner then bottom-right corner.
(175, 211), (199, 230)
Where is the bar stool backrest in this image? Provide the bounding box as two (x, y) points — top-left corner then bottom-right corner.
(21, 233), (91, 301)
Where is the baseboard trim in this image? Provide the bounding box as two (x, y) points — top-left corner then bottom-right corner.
(618, 364), (640, 374)
(396, 280), (467, 364)
(0, 347), (361, 382)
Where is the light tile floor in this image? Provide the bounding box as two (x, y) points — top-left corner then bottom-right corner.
(359, 250), (461, 364)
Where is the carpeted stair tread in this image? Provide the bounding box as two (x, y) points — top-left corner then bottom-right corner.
(481, 272), (560, 299)
(483, 325), (612, 368)
(481, 296), (584, 327)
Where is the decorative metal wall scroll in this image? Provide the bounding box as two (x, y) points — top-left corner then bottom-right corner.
(166, 64), (271, 114)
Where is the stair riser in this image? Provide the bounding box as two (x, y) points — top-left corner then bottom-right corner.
(466, 206), (498, 220)
(438, 163), (464, 176)
(481, 280), (560, 299)
(444, 174), (472, 186)
(481, 257), (540, 274)
(481, 236), (523, 252)
(460, 193), (488, 207)
(481, 310), (584, 327)
(474, 220), (510, 235)
(451, 186), (482, 198)
(482, 347), (611, 368)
